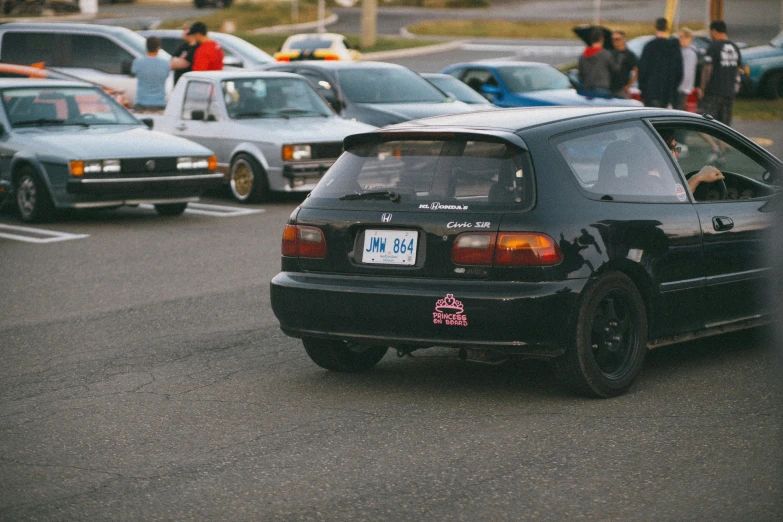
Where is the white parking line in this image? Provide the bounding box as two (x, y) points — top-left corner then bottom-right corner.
(138, 202), (265, 217)
(0, 224), (89, 244)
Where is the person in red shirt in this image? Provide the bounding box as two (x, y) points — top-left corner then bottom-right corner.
(188, 22), (224, 72)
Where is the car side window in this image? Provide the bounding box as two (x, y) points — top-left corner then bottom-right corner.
(1, 32), (58, 66)
(66, 35), (134, 75)
(554, 122), (687, 203)
(460, 68), (499, 93)
(654, 125), (778, 202)
(181, 81), (219, 120)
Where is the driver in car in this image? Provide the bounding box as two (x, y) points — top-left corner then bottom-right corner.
(662, 133), (725, 194)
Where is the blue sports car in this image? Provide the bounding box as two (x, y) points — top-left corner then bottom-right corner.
(441, 61), (642, 108)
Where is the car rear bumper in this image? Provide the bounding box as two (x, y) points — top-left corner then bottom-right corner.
(66, 172), (224, 199)
(270, 272), (587, 357)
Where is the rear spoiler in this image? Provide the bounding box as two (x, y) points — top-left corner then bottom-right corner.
(343, 128), (528, 151)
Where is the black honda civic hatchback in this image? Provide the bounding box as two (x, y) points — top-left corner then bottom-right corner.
(270, 107), (779, 397)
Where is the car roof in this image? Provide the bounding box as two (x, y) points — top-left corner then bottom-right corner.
(0, 78), (94, 88)
(181, 70), (306, 81)
(446, 61), (558, 69)
(284, 33), (345, 41)
(268, 60), (404, 71)
(0, 22), (134, 36)
(379, 106), (697, 133)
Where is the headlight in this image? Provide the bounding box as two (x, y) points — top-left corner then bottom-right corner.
(282, 144), (311, 161)
(177, 157), (212, 170)
(69, 159), (121, 176)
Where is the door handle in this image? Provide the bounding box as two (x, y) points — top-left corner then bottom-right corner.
(175, 123), (187, 131)
(712, 216), (734, 231)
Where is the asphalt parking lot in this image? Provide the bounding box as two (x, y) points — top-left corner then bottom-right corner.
(1, 185), (781, 520)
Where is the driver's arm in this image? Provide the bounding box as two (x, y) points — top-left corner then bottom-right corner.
(688, 165), (725, 193)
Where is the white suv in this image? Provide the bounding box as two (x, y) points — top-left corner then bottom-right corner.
(0, 23), (171, 105)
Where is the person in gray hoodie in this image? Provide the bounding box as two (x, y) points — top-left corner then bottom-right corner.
(578, 27), (617, 95)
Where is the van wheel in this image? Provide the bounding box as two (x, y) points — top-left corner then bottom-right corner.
(230, 153), (268, 203)
(16, 167), (54, 223)
(302, 338), (388, 372)
(556, 272), (647, 398)
(763, 71), (782, 100)
(154, 202), (188, 216)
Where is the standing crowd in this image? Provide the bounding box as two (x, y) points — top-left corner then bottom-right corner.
(132, 21), (225, 113)
(579, 17), (743, 126)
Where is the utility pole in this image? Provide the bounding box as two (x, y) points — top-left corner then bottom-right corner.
(361, 0), (377, 48)
(709, 0), (724, 21)
(317, 0), (325, 33)
(593, 0), (601, 25)
(291, 0), (298, 24)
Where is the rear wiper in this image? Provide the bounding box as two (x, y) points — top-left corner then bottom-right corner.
(340, 190), (401, 202)
(277, 108), (329, 118)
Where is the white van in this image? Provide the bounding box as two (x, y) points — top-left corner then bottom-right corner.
(0, 23), (171, 105)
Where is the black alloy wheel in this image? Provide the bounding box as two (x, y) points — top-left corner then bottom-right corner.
(302, 338), (388, 372)
(556, 272), (648, 398)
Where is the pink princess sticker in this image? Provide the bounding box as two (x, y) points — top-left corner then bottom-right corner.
(433, 294), (468, 327)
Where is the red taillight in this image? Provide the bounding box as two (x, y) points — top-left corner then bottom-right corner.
(323, 55), (339, 61)
(281, 225), (327, 258)
(452, 233), (495, 265)
(276, 56), (291, 62)
(451, 232), (562, 267)
(494, 233), (562, 266)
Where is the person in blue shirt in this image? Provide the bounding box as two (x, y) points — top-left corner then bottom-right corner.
(131, 37), (170, 112)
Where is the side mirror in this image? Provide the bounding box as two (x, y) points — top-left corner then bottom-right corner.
(328, 98), (343, 113)
(140, 117), (154, 129)
(223, 56), (244, 68)
(121, 60), (133, 75)
(191, 110), (205, 121)
(480, 84), (502, 100)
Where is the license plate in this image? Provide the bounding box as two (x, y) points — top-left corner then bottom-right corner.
(362, 229), (417, 265)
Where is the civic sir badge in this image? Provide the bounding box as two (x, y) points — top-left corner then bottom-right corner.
(381, 213), (392, 223)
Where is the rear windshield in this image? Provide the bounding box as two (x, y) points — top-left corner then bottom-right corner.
(308, 137), (534, 210)
(337, 68), (448, 103)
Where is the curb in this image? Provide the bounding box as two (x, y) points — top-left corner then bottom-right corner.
(249, 13), (339, 34)
(362, 39), (466, 60)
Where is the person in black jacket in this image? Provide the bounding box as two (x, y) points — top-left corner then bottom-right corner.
(638, 18), (683, 108)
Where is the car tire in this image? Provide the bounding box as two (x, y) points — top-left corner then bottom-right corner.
(556, 272), (648, 398)
(229, 153), (269, 204)
(762, 71), (782, 100)
(154, 202), (188, 216)
(15, 167), (54, 223)
(222, 0), (232, 6)
(302, 338), (388, 372)
(194, 0), (205, 7)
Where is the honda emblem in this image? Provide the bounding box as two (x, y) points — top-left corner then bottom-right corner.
(381, 213), (392, 223)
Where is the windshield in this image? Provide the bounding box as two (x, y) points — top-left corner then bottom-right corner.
(425, 75), (489, 104)
(338, 68), (448, 103)
(310, 138), (533, 210)
(216, 34), (274, 64)
(497, 65), (572, 93)
(222, 77), (333, 119)
(2, 86), (139, 127)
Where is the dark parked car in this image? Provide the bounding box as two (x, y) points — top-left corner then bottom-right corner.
(441, 61), (642, 107)
(0, 79), (221, 221)
(270, 106), (779, 397)
(263, 61), (479, 127)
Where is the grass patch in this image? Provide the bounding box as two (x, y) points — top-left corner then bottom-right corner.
(734, 98), (783, 120)
(407, 19), (705, 39)
(238, 32), (437, 55)
(158, 2), (324, 31)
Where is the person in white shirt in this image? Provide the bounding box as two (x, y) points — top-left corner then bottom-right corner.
(675, 27), (699, 111)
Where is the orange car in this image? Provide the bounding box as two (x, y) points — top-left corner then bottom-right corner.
(0, 63), (131, 108)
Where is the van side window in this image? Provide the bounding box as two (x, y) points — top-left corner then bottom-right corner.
(67, 35), (133, 75)
(181, 81), (217, 120)
(1, 32), (58, 66)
